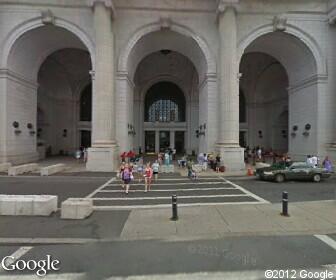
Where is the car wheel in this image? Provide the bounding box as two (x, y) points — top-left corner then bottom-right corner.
(275, 174), (285, 183)
(312, 174), (321, 183)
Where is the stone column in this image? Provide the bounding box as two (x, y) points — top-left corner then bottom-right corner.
(170, 131), (175, 150)
(155, 130), (160, 153)
(217, 0), (245, 171)
(87, 0), (119, 171)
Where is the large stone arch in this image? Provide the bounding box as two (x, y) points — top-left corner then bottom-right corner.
(116, 21), (217, 154)
(0, 17), (94, 164)
(118, 21), (216, 81)
(238, 23), (329, 160)
(238, 23), (326, 80)
(1, 17), (95, 74)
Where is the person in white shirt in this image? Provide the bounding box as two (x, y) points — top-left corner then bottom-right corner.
(311, 155), (318, 168)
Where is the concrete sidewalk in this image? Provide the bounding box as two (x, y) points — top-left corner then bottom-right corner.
(120, 200), (336, 240)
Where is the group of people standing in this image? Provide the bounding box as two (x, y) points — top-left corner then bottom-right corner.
(118, 159), (160, 194)
(307, 155), (333, 172)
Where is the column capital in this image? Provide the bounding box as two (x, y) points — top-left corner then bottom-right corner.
(88, 0), (116, 18)
(217, 0), (239, 15)
(216, 0), (239, 23)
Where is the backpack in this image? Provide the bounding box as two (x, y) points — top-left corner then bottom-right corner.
(122, 169), (131, 180)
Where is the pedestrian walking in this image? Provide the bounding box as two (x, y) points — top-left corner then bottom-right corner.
(121, 163), (132, 194)
(144, 163), (153, 192)
(152, 160), (160, 181)
(322, 156), (333, 172)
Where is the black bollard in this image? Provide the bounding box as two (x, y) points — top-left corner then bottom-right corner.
(281, 191), (289, 217)
(171, 195), (178, 221)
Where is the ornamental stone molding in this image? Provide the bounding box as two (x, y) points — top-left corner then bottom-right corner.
(41, 10), (55, 25)
(273, 15), (288, 31)
(159, 17), (172, 30)
(217, 0), (239, 15)
(88, 0), (116, 18)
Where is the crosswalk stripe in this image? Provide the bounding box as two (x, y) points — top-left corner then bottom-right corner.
(86, 177), (116, 198)
(315, 235), (336, 250)
(0, 246), (33, 273)
(219, 176), (270, 204)
(92, 194), (249, 201)
(94, 201), (266, 210)
(109, 182), (229, 186)
(100, 187), (237, 193)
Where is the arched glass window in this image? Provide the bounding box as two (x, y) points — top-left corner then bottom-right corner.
(145, 82), (186, 122)
(80, 84), (92, 122)
(239, 90), (246, 123)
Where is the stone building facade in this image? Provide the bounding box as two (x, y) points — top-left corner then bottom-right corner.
(0, 0), (335, 171)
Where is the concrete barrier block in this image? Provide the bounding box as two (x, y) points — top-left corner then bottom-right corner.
(61, 198), (93, 219)
(0, 163), (11, 172)
(40, 164), (66, 176)
(33, 195), (58, 216)
(15, 197), (34, 215)
(8, 163), (38, 176)
(0, 195), (16, 215)
(0, 195), (57, 216)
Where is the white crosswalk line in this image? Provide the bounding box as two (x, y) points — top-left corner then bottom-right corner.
(315, 235), (336, 250)
(0, 246), (33, 273)
(93, 194), (249, 201)
(219, 176), (270, 204)
(99, 187), (237, 193)
(86, 177), (116, 198)
(108, 182), (229, 186)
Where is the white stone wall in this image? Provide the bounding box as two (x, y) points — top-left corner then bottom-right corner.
(0, 0), (335, 166)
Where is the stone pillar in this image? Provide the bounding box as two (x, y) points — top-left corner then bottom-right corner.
(87, 0), (119, 171)
(217, 0), (245, 171)
(155, 130), (160, 153)
(170, 131), (175, 150)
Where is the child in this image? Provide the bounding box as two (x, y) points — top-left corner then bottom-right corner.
(121, 163), (133, 194)
(144, 163), (153, 192)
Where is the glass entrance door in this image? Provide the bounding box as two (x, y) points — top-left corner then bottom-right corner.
(159, 131), (170, 152)
(145, 131), (155, 153)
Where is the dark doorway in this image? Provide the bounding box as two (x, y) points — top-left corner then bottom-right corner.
(81, 130), (91, 148)
(159, 131), (170, 152)
(145, 131), (155, 153)
(175, 131), (185, 154)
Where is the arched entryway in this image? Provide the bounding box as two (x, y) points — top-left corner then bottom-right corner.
(2, 24), (93, 163)
(117, 25), (216, 156)
(239, 30), (323, 160)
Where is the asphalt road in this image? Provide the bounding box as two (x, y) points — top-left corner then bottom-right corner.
(230, 177), (336, 203)
(0, 235), (335, 279)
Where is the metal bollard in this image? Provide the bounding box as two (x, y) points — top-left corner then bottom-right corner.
(281, 191), (289, 217)
(171, 195), (178, 221)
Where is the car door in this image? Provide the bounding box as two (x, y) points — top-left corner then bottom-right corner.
(288, 165), (307, 180)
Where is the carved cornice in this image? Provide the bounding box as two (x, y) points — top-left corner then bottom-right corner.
(88, 0), (116, 18)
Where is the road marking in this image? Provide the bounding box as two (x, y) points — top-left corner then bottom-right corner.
(0, 238), (96, 245)
(315, 235), (336, 250)
(94, 201), (266, 210)
(108, 182), (229, 186)
(86, 177), (116, 198)
(0, 246), (33, 273)
(219, 176), (270, 204)
(0, 273), (86, 279)
(99, 187), (237, 193)
(92, 194), (249, 201)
